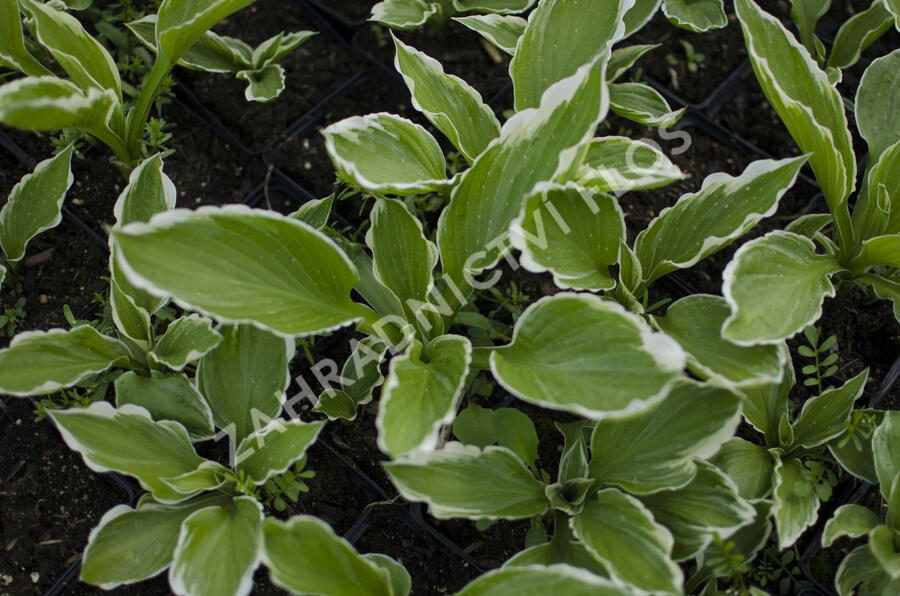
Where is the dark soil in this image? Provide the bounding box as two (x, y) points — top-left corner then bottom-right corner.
(310, 0), (373, 24)
(179, 0), (364, 153)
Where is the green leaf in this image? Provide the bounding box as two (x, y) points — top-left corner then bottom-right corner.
(607, 44), (659, 82)
(791, 370), (868, 450)
(0, 325), (131, 396)
(453, 404), (539, 468)
(150, 314), (223, 371)
(835, 544), (898, 596)
(127, 15), (251, 72)
(822, 504), (881, 547)
(828, 0), (893, 70)
(655, 294), (788, 387)
(869, 525), (900, 577)
(662, 0), (727, 32)
(0, 0), (51, 75)
(854, 233), (900, 270)
(19, 0), (121, 98)
(636, 155), (808, 286)
(288, 195), (333, 230)
(452, 14), (526, 56)
(160, 460), (230, 496)
(364, 553), (411, 596)
(571, 488), (682, 594)
(370, 0), (439, 29)
(504, 540), (608, 576)
(874, 411), (900, 500)
(115, 371), (215, 441)
(197, 324), (292, 447)
(377, 335), (471, 457)
(510, 0), (629, 110)
(367, 197), (438, 311)
(491, 293), (686, 419)
(437, 56), (609, 287)
(452, 0), (535, 12)
(888, 0), (900, 29)
(156, 0), (254, 64)
(623, 0), (664, 38)
(109, 271), (152, 350)
(574, 135), (685, 192)
(384, 442), (547, 519)
(110, 244), (167, 317)
(735, 0), (856, 214)
(113, 206), (367, 337)
(393, 35), (500, 162)
(856, 49), (900, 163)
(235, 419), (324, 484)
(81, 493), (230, 589)
(861, 272), (900, 323)
(454, 565), (632, 596)
(323, 113), (450, 196)
(740, 361), (794, 444)
(49, 402), (204, 503)
(830, 410), (883, 483)
(710, 437), (774, 500)
(0, 144), (73, 262)
(113, 153), (176, 227)
(509, 182), (624, 291)
(0, 76), (117, 134)
(608, 82), (685, 128)
(169, 497), (263, 596)
(859, 140), (900, 237)
(589, 379), (741, 494)
(639, 461), (755, 561)
(251, 30), (315, 68)
(336, 336), (389, 410)
(263, 516), (398, 596)
(772, 456), (819, 549)
(789, 0), (830, 56)
(722, 231), (843, 344)
(236, 63), (285, 102)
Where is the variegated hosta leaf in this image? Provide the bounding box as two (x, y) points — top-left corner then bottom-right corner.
(156, 0), (255, 64)
(827, 0), (893, 70)
(126, 15), (251, 73)
(822, 505), (882, 547)
(322, 113), (450, 196)
(150, 314), (223, 371)
(263, 516), (403, 596)
(289, 194), (333, 229)
(370, 0), (439, 30)
(654, 294), (788, 387)
(454, 564), (632, 596)
(789, 0), (829, 58)
(588, 379), (741, 494)
(452, 14), (526, 56)
(856, 49), (900, 163)
(110, 245), (167, 317)
(453, 404), (539, 468)
(169, 497), (263, 596)
(862, 140), (900, 236)
(384, 442), (547, 519)
(452, 0), (535, 12)
(115, 371), (215, 441)
(510, 0), (629, 111)
(393, 36), (500, 162)
(162, 460), (230, 495)
(772, 455), (819, 549)
(874, 411), (900, 500)
(608, 82), (685, 128)
(313, 336), (388, 421)
(835, 544), (900, 596)
(868, 525), (900, 576)
(236, 63), (285, 102)
(504, 542), (608, 576)
(607, 44), (659, 82)
(663, 0), (727, 32)
(888, 0), (900, 29)
(438, 57), (609, 287)
(638, 461), (755, 561)
(710, 437), (774, 500)
(635, 155), (808, 286)
(112, 206), (368, 337)
(574, 135), (684, 192)
(509, 182), (624, 291)
(722, 231), (843, 345)
(113, 153), (176, 227)
(80, 493), (230, 589)
(698, 500), (773, 576)
(830, 409), (883, 484)
(791, 370), (868, 450)
(571, 488), (682, 594)
(623, 0), (663, 38)
(490, 293), (685, 419)
(0, 326), (131, 396)
(377, 335), (471, 458)
(19, 0), (121, 97)
(197, 324), (292, 447)
(366, 197), (438, 310)
(736, 0), (856, 214)
(235, 419), (325, 484)
(0, 0), (51, 75)
(0, 144), (73, 262)
(0, 76), (117, 135)
(48, 402), (204, 503)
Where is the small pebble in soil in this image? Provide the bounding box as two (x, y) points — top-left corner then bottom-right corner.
(29, 573), (39, 584)
(0, 574), (12, 585)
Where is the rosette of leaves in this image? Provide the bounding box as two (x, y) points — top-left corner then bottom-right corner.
(0, 0), (312, 169)
(722, 0), (900, 345)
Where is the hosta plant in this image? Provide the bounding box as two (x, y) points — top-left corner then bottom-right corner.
(723, 0), (900, 345)
(0, 0), (313, 170)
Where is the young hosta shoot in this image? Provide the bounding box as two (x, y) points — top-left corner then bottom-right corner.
(370, 0), (535, 31)
(725, 0), (900, 344)
(0, 0), (310, 169)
